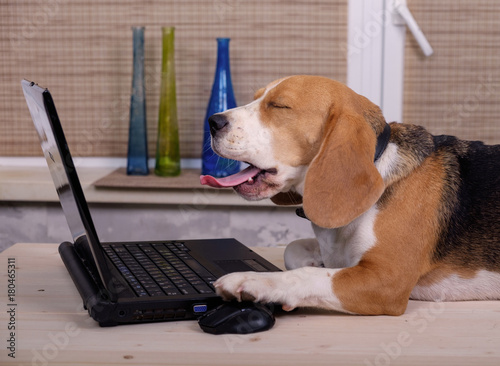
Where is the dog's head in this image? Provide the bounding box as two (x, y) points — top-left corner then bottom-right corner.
(201, 75), (387, 228)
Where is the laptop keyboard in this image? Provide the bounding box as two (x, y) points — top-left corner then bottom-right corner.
(103, 242), (217, 297)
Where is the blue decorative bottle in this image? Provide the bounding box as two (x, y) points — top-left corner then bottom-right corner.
(126, 26), (149, 175)
(201, 38), (240, 177)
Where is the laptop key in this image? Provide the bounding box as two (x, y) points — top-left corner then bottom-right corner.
(176, 282), (192, 289)
(161, 286), (180, 296)
(150, 291), (165, 297)
(194, 284), (214, 294)
(179, 287), (197, 295)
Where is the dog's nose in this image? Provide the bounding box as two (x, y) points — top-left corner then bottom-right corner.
(208, 114), (229, 137)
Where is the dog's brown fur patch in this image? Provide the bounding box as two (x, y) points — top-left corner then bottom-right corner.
(332, 153), (447, 315)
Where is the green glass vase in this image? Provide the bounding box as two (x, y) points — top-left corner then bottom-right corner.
(154, 27), (181, 177)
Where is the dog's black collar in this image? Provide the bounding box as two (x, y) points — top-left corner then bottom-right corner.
(296, 123), (391, 221)
(296, 207), (308, 220)
(374, 123), (391, 162)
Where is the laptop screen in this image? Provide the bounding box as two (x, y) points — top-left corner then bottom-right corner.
(21, 80), (115, 295)
(22, 81), (87, 242)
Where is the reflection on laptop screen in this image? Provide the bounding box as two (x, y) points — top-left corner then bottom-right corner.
(22, 81), (87, 242)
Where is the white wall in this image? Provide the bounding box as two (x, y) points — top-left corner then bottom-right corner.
(0, 203), (314, 252)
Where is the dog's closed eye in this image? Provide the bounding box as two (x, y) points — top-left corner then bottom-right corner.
(268, 101), (291, 109)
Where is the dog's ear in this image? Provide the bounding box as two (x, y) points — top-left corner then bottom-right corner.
(270, 191), (303, 205)
(254, 88), (265, 100)
(302, 112), (385, 228)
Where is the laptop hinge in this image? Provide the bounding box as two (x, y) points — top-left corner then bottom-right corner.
(59, 241), (117, 322)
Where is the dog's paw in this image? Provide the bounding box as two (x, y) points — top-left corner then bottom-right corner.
(214, 267), (341, 312)
(284, 238), (324, 270)
(214, 271), (293, 309)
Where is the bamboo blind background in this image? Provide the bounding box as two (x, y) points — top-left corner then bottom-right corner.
(0, 0), (348, 158)
(404, 0), (500, 145)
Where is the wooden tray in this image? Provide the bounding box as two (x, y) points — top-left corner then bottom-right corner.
(93, 168), (225, 190)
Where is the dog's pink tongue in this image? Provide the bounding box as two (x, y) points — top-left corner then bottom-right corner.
(200, 165), (261, 188)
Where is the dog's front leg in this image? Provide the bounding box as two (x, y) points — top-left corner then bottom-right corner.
(214, 267), (346, 312)
(215, 264), (413, 315)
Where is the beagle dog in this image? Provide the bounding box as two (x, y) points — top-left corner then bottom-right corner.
(200, 75), (500, 315)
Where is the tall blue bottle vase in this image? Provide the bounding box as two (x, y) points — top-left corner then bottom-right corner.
(201, 38), (240, 177)
(126, 26), (149, 175)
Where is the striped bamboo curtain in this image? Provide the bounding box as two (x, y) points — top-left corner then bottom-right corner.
(403, 0), (500, 145)
(0, 0), (348, 158)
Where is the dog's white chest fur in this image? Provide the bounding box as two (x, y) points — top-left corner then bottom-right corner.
(312, 207), (378, 269)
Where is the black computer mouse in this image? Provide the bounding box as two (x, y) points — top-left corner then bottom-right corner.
(198, 301), (275, 335)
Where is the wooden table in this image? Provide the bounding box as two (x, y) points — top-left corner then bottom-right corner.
(1, 243), (499, 366)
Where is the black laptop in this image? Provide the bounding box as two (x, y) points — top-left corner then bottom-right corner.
(21, 80), (281, 326)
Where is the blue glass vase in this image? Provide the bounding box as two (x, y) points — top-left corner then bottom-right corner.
(126, 26), (149, 175)
(201, 38), (240, 177)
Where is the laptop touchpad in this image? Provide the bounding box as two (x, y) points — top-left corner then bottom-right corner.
(215, 259), (268, 273)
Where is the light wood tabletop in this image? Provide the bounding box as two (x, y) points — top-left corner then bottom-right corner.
(1, 243), (499, 366)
